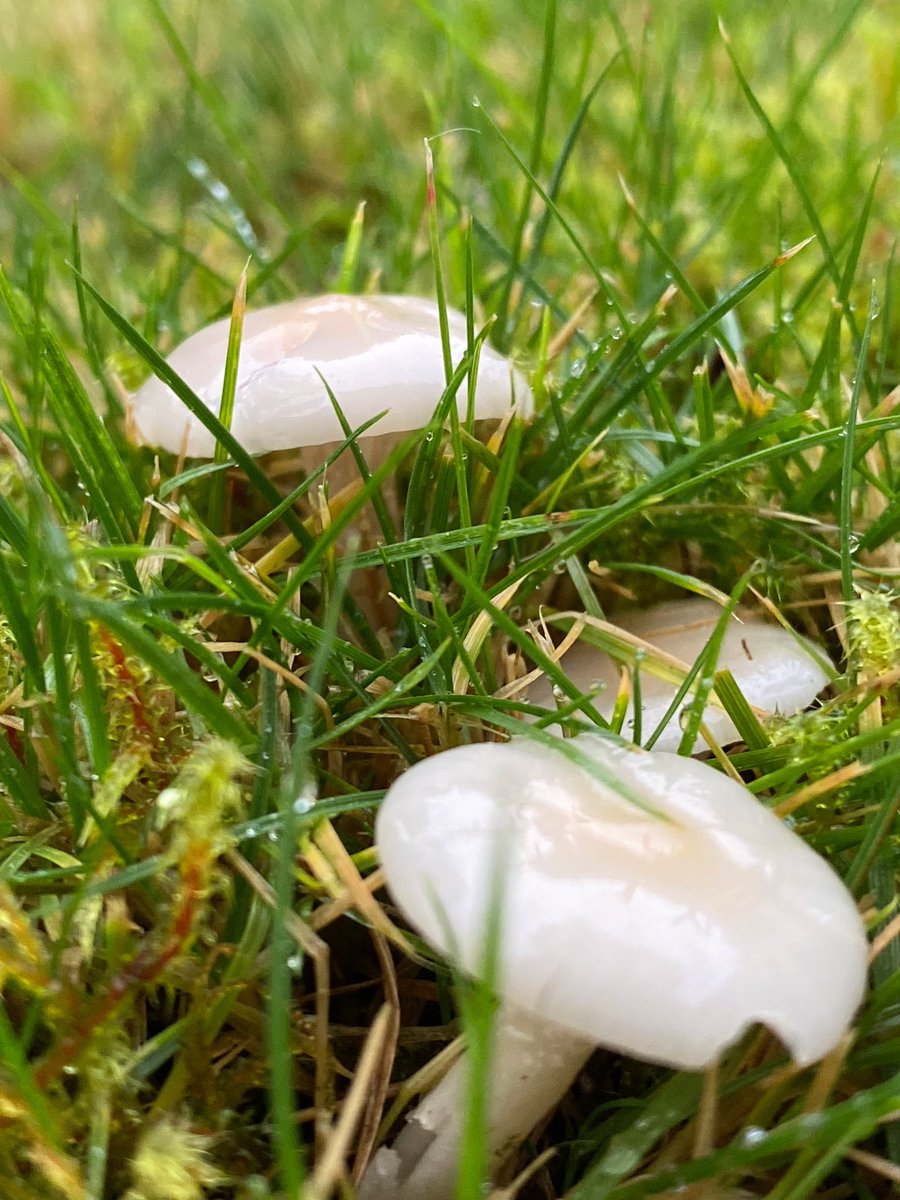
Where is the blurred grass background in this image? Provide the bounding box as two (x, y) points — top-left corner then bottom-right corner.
(1, 0), (896, 337)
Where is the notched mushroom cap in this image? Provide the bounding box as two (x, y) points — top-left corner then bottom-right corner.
(129, 293), (532, 457)
(527, 598), (832, 750)
(376, 737), (867, 1070)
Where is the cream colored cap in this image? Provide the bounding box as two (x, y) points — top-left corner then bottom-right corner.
(376, 736), (867, 1070)
(129, 293), (532, 457)
(527, 598), (831, 751)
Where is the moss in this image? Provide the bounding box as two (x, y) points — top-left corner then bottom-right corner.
(847, 589), (900, 678)
(123, 1116), (223, 1200)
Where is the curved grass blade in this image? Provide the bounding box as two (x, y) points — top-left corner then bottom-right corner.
(208, 262), (248, 533)
(71, 267), (312, 551)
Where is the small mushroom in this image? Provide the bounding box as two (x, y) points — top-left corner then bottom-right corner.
(129, 292), (531, 460)
(527, 597), (832, 751)
(130, 293), (530, 626)
(362, 735), (867, 1199)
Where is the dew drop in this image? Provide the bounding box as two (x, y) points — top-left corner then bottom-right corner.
(293, 783), (317, 815)
(740, 1125), (767, 1147)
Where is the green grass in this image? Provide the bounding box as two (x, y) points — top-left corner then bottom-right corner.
(0, 0), (898, 1197)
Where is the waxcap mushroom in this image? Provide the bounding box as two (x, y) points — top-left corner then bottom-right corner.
(376, 735), (866, 1070)
(364, 735), (867, 1200)
(129, 293), (532, 458)
(527, 597), (832, 751)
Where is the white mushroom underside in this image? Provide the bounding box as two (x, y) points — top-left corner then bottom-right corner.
(129, 293), (532, 457)
(376, 737), (867, 1070)
(527, 598), (831, 751)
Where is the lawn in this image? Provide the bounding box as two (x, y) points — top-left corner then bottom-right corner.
(0, 0), (898, 1197)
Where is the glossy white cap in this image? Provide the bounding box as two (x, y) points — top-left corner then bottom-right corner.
(129, 293), (532, 457)
(376, 737), (867, 1070)
(528, 598), (831, 750)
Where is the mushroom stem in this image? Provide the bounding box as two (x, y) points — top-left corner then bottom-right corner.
(359, 1004), (592, 1200)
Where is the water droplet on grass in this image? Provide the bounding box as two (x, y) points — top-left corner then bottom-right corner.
(740, 1125), (766, 1147)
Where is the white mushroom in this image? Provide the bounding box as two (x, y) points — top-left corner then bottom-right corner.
(362, 735), (867, 1199)
(129, 293), (531, 459)
(527, 597), (832, 751)
(129, 293), (531, 627)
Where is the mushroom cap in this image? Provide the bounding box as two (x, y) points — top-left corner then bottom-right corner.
(528, 598), (831, 750)
(376, 737), (867, 1070)
(129, 293), (532, 457)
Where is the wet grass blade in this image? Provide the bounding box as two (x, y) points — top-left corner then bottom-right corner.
(72, 268), (313, 550)
(840, 285), (878, 604)
(335, 201), (366, 294)
(0, 268), (144, 547)
(495, 0), (556, 342)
